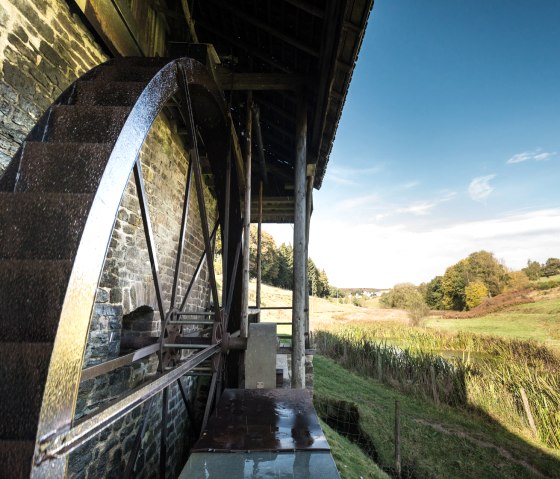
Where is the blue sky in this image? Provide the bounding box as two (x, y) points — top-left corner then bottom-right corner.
(267, 0), (560, 288)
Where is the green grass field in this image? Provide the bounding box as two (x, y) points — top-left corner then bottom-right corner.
(426, 296), (560, 351)
(320, 420), (389, 479)
(314, 355), (560, 479)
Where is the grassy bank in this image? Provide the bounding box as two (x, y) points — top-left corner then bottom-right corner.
(313, 322), (560, 367)
(314, 355), (560, 479)
(314, 327), (560, 450)
(426, 296), (560, 351)
(320, 419), (389, 479)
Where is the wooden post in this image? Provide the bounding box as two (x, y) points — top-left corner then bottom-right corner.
(430, 365), (440, 406)
(304, 170), (314, 348)
(394, 399), (401, 479)
(292, 95), (307, 389)
(222, 152), (231, 309)
(256, 181), (263, 313)
(377, 351), (382, 381)
(520, 388), (538, 438)
(241, 92), (252, 339)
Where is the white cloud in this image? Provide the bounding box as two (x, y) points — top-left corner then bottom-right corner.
(335, 193), (380, 211)
(327, 165), (384, 187)
(306, 208), (560, 288)
(507, 149), (557, 164)
(400, 181), (420, 189)
(468, 175), (496, 201)
(396, 192), (456, 216)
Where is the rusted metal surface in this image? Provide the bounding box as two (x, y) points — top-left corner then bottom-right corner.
(193, 389), (330, 452)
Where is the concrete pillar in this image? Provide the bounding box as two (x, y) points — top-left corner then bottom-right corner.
(292, 97), (307, 389)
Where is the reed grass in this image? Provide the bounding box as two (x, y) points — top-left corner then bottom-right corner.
(313, 327), (560, 449)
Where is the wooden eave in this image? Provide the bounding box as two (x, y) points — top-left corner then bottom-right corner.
(74, 0), (374, 222)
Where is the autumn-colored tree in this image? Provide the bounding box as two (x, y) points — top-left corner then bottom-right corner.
(506, 270), (530, 291)
(438, 251), (509, 311)
(465, 280), (488, 310)
(466, 251), (508, 297)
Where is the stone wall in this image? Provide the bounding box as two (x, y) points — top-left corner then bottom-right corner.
(71, 113), (217, 479)
(0, 0), (107, 174)
(0, 1), (217, 477)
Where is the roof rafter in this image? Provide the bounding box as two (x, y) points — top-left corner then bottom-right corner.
(216, 69), (308, 91)
(282, 0), (324, 19)
(197, 20), (291, 73)
(206, 0), (320, 58)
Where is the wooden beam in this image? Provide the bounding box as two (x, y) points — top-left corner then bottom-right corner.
(217, 69), (308, 91)
(258, 98), (295, 123)
(180, 0), (199, 42)
(282, 0), (325, 19)
(252, 104), (268, 186)
(241, 92), (253, 340)
(197, 20), (291, 73)
(229, 118), (245, 192)
(260, 118), (294, 141)
(292, 96), (307, 389)
(76, 0), (142, 56)
(256, 182), (263, 310)
(251, 196), (294, 205)
(207, 0), (320, 57)
(264, 162), (293, 182)
(310, 0), (345, 163)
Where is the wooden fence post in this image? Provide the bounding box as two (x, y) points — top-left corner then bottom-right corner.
(395, 399), (401, 479)
(520, 388), (538, 438)
(430, 365), (440, 405)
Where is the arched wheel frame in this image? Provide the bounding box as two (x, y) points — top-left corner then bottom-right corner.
(0, 57), (242, 478)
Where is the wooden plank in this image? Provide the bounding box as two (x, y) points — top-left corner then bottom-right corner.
(78, 0), (142, 56)
(217, 70), (308, 91)
(282, 0), (325, 18)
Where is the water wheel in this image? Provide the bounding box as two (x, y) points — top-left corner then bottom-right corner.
(0, 56), (242, 478)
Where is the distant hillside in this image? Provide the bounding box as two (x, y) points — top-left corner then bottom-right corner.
(338, 287), (388, 296)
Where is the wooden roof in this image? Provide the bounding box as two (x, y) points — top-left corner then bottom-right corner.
(76, 0), (375, 222)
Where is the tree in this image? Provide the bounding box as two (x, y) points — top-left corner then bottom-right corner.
(466, 250), (508, 297)
(307, 259), (330, 298)
(425, 276), (444, 309)
(542, 258), (560, 278)
(523, 260), (542, 281)
(465, 281), (488, 310)
(441, 259), (469, 310)
(506, 270), (530, 291)
(380, 283), (430, 325)
(438, 251), (509, 311)
(277, 243), (293, 289)
(380, 283), (423, 309)
(248, 226), (279, 284)
(407, 294), (430, 326)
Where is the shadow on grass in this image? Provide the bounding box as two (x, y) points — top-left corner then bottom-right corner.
(313, 350), (560, 479)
